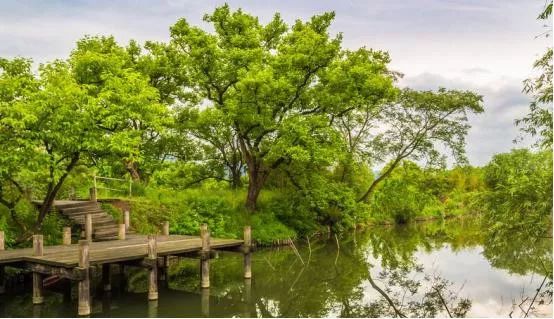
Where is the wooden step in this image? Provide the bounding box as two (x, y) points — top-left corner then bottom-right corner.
(71, 214), (110, 222)
(55, 201), (98, 210)
(94, 224), (119, 231)
(64, 210), (106, 217)
(50, 200), (125, 242)
(94, 230), (118, 238)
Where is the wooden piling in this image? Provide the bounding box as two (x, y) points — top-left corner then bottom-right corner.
(243, 226), (252, 279)
(102, 264), (111, 292)
(118, 224), (126, 240)
(32, 235), (44, 305)
(78, 240), (90, 316)
(124, 210), (130, 231)
(200, 224), (210, 288)
(89, 187), (97, 202)
(147, 235), (158, 301)
(63, 227), (72, 245)
(85, 213), (93, 242)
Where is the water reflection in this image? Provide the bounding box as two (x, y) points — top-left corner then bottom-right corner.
(0, 217), (551, 317)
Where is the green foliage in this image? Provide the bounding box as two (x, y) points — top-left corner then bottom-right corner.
(482, 149), (552, 240)
(519, 1), (553, 149)
(367, 161), (485, 224)
(111, 186), (296, 245)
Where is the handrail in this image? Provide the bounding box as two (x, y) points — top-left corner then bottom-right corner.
(95, 176), (127, 181)
(93, 175), (132, 197)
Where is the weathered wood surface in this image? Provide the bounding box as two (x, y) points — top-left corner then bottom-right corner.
(0, 234), (243, 268)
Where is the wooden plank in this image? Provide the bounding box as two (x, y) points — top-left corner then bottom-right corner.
(0, 234), (243, 268)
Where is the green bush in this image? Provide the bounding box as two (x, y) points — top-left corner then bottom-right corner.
(110, 186), (297, 245)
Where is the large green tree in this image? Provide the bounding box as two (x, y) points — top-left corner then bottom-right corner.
(0, 36), (167, 235)
(168, 5), (396, 211)
(0, 58), (39, 230)
(356, 88), (483, 202)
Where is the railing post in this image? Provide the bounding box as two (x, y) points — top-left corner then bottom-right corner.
(162, 221), (169, 236)
(89, 187), (97, 202)
(0, 230), (4, 250)
(243, 226), (252, 279)
(85, 213), (93, 242)
(118, 224), (126, 240)
(200, 224), (210, 288)
(147, 235), (158, 301)
(78, 240), (90, 316)
(32, 234), (44, 305)
(63, 227), (72, 245)
(124, 210), (130, 231)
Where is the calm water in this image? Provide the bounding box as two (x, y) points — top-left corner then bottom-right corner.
(0, 217), (552, 317)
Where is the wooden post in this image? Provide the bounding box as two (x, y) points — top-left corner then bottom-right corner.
(63, 227), (71, 245)
(200, 224), (210, 288)
(32, 234), (44, 305)
(147, 235), (158, 301)
(89, 187), (97, 202)
(102, 264), (111, 292)
(243, 226), (252, 279)
(118, 224), (126, 240)
(78, 240), (90, 316)
(162, 221), (169, 236)
(124, 210), (130, 231)
(0, 230), (4, 250)
(85, 213), (93, 242)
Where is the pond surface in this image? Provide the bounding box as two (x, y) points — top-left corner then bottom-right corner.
(0, 217), (552, 317)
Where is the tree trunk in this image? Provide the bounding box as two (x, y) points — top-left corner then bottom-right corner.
(245, 163), (268, 212)
(357, 156), (404, 203)
(230, 167), (243, 189)
(125, 160), (141, 182)
(34, 153), (80, 232)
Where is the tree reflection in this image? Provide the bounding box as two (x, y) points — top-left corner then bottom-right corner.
(118, 217), (550, 318)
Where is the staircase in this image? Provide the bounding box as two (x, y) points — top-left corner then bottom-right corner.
(52, 200), (130, 241)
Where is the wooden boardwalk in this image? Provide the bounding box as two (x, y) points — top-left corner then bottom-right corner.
(0, 223), (253, 316)
(0, 234), (244, 267)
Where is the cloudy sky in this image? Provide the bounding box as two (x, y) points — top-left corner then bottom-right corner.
(1, 0), (550, 165)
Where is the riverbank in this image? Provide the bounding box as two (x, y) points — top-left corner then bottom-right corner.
(98, 185), (479, 246)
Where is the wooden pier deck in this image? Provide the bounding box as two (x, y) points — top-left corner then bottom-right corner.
(0, 234), (244, 268)
(0, 224), (253, 316)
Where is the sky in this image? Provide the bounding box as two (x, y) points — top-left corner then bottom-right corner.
(0, 0), (551, 165)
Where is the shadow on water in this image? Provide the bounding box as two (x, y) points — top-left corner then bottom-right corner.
(0, 216), (551, 317)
